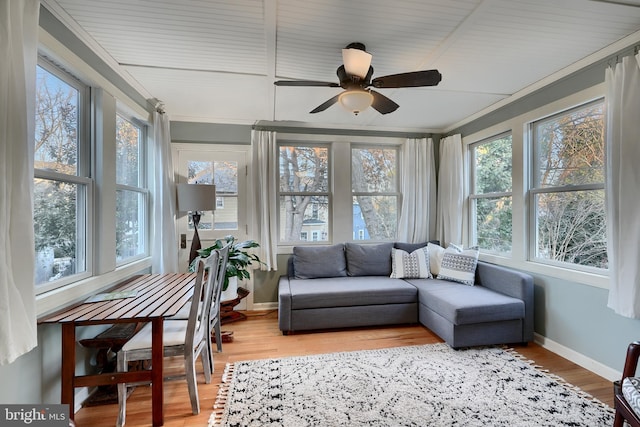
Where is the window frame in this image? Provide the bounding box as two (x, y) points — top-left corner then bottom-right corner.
(34, 59), (93, 294)
(350, 144), (401, 242)
(468, 131), (513, 255)
(528, 98), (606, 273)
(115, 113), (150, 265)
(277, 141), (332, 246)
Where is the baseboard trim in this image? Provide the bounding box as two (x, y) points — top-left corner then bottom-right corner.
(252, 302), (278, 310)
(74, 387), (91, 413)
(534, 333), (620, 382)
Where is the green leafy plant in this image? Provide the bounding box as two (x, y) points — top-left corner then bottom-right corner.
(189, 235), (263, 291)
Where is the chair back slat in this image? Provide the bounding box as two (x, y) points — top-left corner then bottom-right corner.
(185, 253), (219, 350)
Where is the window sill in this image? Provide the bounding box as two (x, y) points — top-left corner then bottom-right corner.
(479, 253), (609, 290)
(36, 257), (153, 318)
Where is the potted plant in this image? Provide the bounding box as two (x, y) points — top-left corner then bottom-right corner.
(190, 235), (263, 301)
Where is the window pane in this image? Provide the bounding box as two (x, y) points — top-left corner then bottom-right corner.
(474, 197), (512, 252)
(352, 148), (397, 192)
(214, 196), (238, 230)
(35, 66), (79, 175)
(34, 178), (85, 285)
(188, 161), (213, 184)
(353, 196), (397, 240)
(279, 195), (329, 242)
(116, 190), (145, 261)
(279, 146), (328, 192)
(474, 135), (512, 193)
(534, 103), (604, 188)
(116, 116), (141, 187)
(535, 190), (607, 268)
(214, 161), (238, 193)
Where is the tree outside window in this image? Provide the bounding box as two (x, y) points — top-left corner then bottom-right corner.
(351, 147), (398, 241)
(470, 134), (512, 253)
(115, 115), (147, 262)
(278, 145), (329, 243)
(34, 64), (88, 287)
(531, 100), (607, 269)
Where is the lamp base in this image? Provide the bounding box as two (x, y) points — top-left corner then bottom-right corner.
(188, 213), (202, 265)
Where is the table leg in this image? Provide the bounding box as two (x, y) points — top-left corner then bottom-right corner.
(61, 323), (76, 421)
(151, 317), (164, 426)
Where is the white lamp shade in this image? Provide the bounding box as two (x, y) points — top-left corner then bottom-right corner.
(342, 48), (372, 79)
(339, 90), (374, 114)
(176, 183), (216, 212)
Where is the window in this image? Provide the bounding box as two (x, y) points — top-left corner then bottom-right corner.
(115, 114), (148, 262)
(278, 145), (329, 243)
(187, 160), (239, 230)
(34, 63), (90, 291)
(469, 133), (512, 253)
(530, 100), (607, 270)
(352, 146), (399, 241)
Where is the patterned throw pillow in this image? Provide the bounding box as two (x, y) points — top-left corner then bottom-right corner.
(390, 247), (432, 279)
(623, 377), (640, 418)
(437, 245), (479, 286)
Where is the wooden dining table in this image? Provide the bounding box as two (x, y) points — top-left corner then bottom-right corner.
(39, 273), (197, 426)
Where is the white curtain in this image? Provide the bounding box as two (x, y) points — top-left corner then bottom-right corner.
(0, 0), (40, 365)
(151, 108), (178, 273)
(397, 137), (436, 242)
(251, 130), (278, 271)
(605, 54), (640, 318)
(435, 134), (464, 247)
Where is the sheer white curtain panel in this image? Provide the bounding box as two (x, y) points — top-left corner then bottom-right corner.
(0, 0), (40, 365)
(435, 134), (464, 247)
(605, 53), (640, 318)
(397, 137), (436, 242)
(152, 110), (178, 273)
(251, 130), (278, 271)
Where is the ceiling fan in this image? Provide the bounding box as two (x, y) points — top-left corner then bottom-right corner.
(274, 42), (442, 115)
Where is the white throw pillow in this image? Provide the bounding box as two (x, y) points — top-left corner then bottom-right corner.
(437, 245), (479, 286)
(427, 242), (445, 276)
(390, 247), (432, 279)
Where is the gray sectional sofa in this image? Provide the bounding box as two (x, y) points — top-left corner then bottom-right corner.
(278, 242), (534, 348)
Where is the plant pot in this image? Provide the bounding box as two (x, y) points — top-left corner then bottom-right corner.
(221, 276), (238, 302)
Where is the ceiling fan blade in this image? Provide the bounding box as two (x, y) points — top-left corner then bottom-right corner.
(310, 93), (341, 114)
(371, 69), (442, 88)
(274, 80), (340, 87)
(370, 90), (399, 115)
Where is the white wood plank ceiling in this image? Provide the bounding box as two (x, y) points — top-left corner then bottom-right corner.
(44, 0), (640, 132)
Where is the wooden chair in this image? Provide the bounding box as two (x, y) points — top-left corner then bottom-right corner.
(614, 341), (640, 427)
(208, 242), (230, 358)
(115, 253), (219, 426)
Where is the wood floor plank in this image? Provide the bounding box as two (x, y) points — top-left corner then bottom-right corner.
(72, 310), (614, 426)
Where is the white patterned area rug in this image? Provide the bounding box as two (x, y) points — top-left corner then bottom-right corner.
(208, 343), (613, 427)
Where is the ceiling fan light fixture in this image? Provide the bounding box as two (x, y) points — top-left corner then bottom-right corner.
(342, 47), (372, 79)
(339, 90), (373, 115)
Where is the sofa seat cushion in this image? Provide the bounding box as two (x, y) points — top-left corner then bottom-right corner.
(407, 278), (524, 326)
(288, 277), (417, 310)
(623, 377), (640, 418)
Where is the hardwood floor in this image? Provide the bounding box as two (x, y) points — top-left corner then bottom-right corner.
(73, 310), (615, 427)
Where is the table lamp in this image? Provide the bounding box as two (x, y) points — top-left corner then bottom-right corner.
(176, 183), (216, 265)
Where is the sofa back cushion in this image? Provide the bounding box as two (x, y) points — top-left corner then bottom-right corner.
(293, 244), (347, 279)
(345, 242), (393, 276)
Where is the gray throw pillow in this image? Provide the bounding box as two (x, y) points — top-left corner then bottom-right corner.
(293, 244), (347, 279)
(394, 240), (439, 253)
(345, 242), (393, 276)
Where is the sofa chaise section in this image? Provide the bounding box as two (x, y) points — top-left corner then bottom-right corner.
(407, 262), (533, 348)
